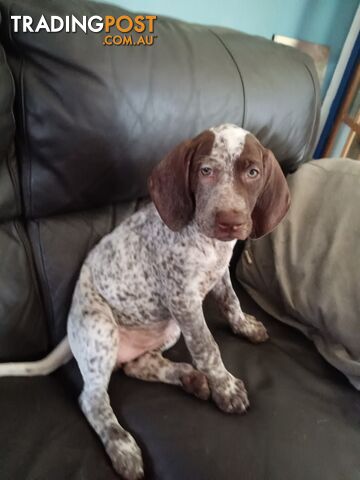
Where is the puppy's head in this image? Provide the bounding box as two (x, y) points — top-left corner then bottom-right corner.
(148, 124), (290, 241)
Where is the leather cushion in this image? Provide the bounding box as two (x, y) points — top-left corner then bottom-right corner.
(0, 0), (319, 218)
(0, 34), (19, 221)
(0, 221), (48, 360)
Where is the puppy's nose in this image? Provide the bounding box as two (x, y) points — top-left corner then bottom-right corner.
(216, 210), (246, 231)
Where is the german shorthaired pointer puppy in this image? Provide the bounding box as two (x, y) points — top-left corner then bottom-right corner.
(0, 124), (290, 479)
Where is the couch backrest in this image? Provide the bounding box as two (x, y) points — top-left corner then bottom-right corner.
(0, 0), (320, 355)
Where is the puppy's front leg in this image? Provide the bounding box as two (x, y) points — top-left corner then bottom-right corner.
(212, 269), (269, 343)
(170, 297), (249, 414)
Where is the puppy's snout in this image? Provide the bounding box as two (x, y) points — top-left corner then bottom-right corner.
(216, 210), (247, 231)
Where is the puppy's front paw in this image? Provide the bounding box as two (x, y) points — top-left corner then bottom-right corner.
(107, 432), (144, 480)
(180, 370), (211, 401)
(210, 374), (249, 414)
(232, 313), (269, 343)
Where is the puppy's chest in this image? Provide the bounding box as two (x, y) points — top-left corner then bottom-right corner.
(179, 241), (234, 294)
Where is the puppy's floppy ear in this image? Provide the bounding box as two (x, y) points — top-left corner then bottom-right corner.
(148, 130), (215, 231)
(250, 148), (290, 239)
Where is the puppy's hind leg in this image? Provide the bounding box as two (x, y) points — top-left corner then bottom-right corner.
(68, 292), (144, 479)
(124, 351), (210, 401)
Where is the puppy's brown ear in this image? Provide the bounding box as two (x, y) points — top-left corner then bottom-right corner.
(148, 130), (214, 231)
(250, 148), (290, 239)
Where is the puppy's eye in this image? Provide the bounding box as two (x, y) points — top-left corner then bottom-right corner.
(200, 166), (213, 177)
(247, 168), (260, 178)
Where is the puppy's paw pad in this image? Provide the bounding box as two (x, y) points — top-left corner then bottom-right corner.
(180, 371), (211, 400)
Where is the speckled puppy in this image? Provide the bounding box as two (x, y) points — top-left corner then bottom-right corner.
(0, 124), (290, 480)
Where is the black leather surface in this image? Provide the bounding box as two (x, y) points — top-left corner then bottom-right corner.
(0, 286), (359, 480)
(0, 28), (19, 221)
(0, 0), (319, 219)
(0, 221), (48, 360)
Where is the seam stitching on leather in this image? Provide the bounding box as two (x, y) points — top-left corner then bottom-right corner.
(208, 28), (246, 127)
(36, 220), (56, 343)
(1, 44), (22, 218)
(6, 3), (33, 218)
(7, 5), (32, 217)
(19, 54), (33, 217)
(5, 149), (20, 218)
(14, 219), (51, 350)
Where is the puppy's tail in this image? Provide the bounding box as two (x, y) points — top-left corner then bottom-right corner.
(0, 336), (73, 377)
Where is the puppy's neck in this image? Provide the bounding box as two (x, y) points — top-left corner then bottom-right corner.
(186, 220), (236, 257)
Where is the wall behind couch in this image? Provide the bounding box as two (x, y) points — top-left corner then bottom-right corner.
(99, 0), (358, 98)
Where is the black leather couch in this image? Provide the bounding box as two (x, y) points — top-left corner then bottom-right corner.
(1, 1), (359, 479)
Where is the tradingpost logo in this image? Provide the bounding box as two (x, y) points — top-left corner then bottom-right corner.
(11, 14), (158, 46)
